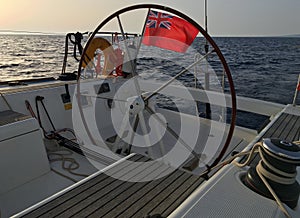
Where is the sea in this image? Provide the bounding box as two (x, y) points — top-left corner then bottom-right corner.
(0, 34), (300, 129)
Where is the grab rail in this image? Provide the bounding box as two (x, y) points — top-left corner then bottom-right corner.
(293, 74), (300, 106)
(0, 93), (12, 110)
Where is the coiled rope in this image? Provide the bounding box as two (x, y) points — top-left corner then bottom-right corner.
(233, 142), (293, 218)
(199, 141), (300, 218)
(47, 142), (89, 183)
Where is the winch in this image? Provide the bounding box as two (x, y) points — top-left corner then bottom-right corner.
(243, 138), (300, 209)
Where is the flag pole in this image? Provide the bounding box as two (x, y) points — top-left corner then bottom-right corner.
(204, 0), (208, 52)
(140, 9), (150, 44)
(205, 0), (208, 35)
(204, 0), (211, 119)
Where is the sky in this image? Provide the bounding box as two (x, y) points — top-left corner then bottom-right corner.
(0, 0), (299, 36)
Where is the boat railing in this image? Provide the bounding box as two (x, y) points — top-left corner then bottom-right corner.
(140, 80), (284, 116)
(293, 74), (300, 106)
(61, 31), (140, 77)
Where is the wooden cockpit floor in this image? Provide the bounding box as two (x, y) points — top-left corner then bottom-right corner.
(22, 154), (205, 218)
(250, 111), (300, 166)
(20, 107), (300, 218)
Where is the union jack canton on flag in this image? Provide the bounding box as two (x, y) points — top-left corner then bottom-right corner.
(142, 10), (199, 53)
(146, 10), (173, 30)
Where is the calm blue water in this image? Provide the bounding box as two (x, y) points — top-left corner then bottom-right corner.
(1, 35), (299, 104)
(215, 37), (300, 105)
(0, 35), (300, 129)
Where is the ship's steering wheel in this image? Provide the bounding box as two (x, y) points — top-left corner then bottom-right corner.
(76, 4), (236, 175)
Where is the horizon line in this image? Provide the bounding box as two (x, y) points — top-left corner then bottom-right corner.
(0, 29), (299, 38)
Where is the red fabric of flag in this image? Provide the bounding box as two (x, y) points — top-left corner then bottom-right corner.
(142, 10), (199, 53)
(297, 82), (300, 91)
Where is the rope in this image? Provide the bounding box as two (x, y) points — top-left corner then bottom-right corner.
(61, 32), (87, 74)
(233, 142), (292, 218)
(255, 163), (291, 218)
(47, 143), (89, 182)
(24, 98), (86, 182)
(69, 32), (84, 61)
(198, 141), (294, 218)
(258, 148), (296, 185)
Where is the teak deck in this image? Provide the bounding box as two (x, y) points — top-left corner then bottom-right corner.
(21, 112), (300, 218)
(250, 112), (300, 166)
(0, 110), (30, 127)
(22, 154), (205, 218)
(262, 113), (300, 142)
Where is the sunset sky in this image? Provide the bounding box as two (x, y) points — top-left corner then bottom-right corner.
(0, 0), (299, 36)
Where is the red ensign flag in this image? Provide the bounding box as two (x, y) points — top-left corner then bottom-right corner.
(142, 10), (199, 53)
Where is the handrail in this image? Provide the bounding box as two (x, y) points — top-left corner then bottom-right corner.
(139, 80), (285, 116)
(292, 74), (300, 106)
(0, 93), (12, 110)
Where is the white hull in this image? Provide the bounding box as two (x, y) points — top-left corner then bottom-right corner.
(0, 77), (298, 217)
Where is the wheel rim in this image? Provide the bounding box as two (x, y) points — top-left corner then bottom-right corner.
(75, 4), (237, 179)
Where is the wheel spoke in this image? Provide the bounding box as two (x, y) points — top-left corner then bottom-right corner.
(112, 108), (132, 152)
(144, 106), (200, 160)
(125, 114), (139, 154)
(116, 15), (144, 99)
(138, 111), (154, 158)
(152, 115), (166, 157)
(116, 15), (137, 77)
(76, 4), (237, 172)
(144, 49), (215, 101)
(80, 94), (127, 102)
